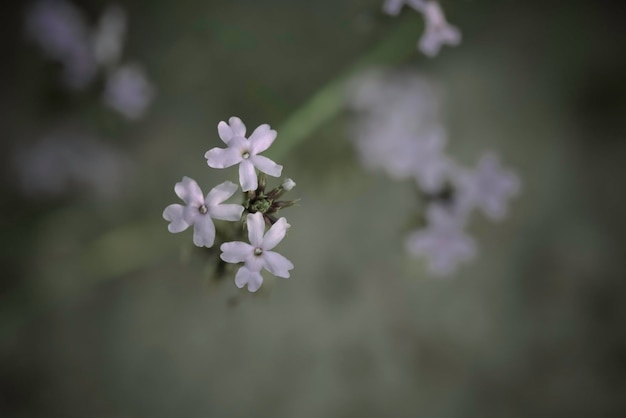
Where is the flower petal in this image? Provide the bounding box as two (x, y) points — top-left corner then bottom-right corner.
(250, 155), (282, 177)
(220, 241), (253, 263)
(174, 176), (203, 206)
(248, 124), (277, 154)
(234, 266), (263, 292)
(217, 121), (233, 144)
(162, 204), (189, 233)
(239, 159), (258, 191)
(262, 217), (290, 250)
(246, 212), (265, 247)
(263, 250), (293, 278)
(205, 181), (238, 206)
(210, 203), (244, 221)
(192, 214), (215, 247)
(205, 147), (242, 169)
(228, 116), (246, 137)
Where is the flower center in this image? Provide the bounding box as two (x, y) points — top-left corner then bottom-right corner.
(198, 204), (208, 214)
(254, 248), (263, 256)
(242, 151), (250, 159)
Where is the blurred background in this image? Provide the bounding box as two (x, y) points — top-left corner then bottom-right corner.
(2, 0), (626, 416)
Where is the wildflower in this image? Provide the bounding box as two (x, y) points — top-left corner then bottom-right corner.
(103, 64), (155, 120)
(220, 212), (294, 292)
(418, 1), (461, 57)
(25, 0), (97, 88)
(205, 118), (283, 192)
(217, 116), (247, 145)
(457, 153), (520, 221)
(163, 178), (244, 248)
(406, 204), (476, 275)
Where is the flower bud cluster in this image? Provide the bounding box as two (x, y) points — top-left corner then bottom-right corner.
(347, 70), (520, 275)
(163, 117), (298, 292)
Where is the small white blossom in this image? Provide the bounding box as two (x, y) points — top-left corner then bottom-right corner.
(163, 178), (244, 248)
(103, 64), (155, 120)
(457, 153), (520, 221)
(216, 116), (247, 145)
(205, 117), (283, 192)
(418, 1), (461, 57)
(220, 212), (294, 292)
(406, 204), (476, 275)
(282, 178), (296, 191)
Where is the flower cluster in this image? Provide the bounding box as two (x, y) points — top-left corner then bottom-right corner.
(163, 117), (297, 292)
(26, 0), (154, 119)
(382, 0), (461, 57)
(347, 70), (520, 275)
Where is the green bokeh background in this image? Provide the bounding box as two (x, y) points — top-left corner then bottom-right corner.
(2, 0), (626, 416)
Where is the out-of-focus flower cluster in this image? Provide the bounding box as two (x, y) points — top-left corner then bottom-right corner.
(26, 0), (154, 120)
(347, 70), (520, 275)
(382, 0), (461, 57)
(163, 117), (298, 292)
(14, 131), (134, 199)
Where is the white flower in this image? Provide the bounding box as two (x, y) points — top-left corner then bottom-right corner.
(282, 178), (296, 191)
(410, 127), (451, 192)
(406, 204), (476, 275)
(205, 117), (283, 192)
(216, 116), (247, 145)
(418, 1), (461, 57)
(220, 212), (294, 292)
(458, 153), (520, 221)
(163, 178), (244, 248)
(26, 0), (97, 89)
(104, 64), (155, 120)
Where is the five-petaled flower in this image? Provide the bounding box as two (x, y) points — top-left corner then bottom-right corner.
(205, 117), (283, 192)
(220, 212), (294, 292)
(405, 204), (476, 275)
(163, 177), (244, 248)
(418, 1), (461, 57)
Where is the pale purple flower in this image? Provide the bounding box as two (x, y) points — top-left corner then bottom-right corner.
(216, 116), (247, 145)
(92, 4), (127, 69)
(410, 128), (451, 192)
(26, 0), (97, 88)
(458, 153), (521, 221)
(418, 1), (461, 57)
(104, 64), (155, 120)
(163, 178), (244, 248)
(220, 212), (294, 292)
(406, 204), (476, 275)
(205, 117), (283, 192)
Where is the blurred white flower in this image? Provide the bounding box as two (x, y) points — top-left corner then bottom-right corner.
(220, 212), (294, 292)
(347, 70), (448, 185)
(405, 204), (476, 275)
(205, 118), (283, 192)
(14, 133), (133, 198)
(25, 0), (97, 88)
(458, 153), (521, 221)
(418, 1), (461, 57)
(382, 0), (461, 57)
(103, 64), (155, 120)
(92, 4), (127, 69)
(163, 178), (244, 248)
